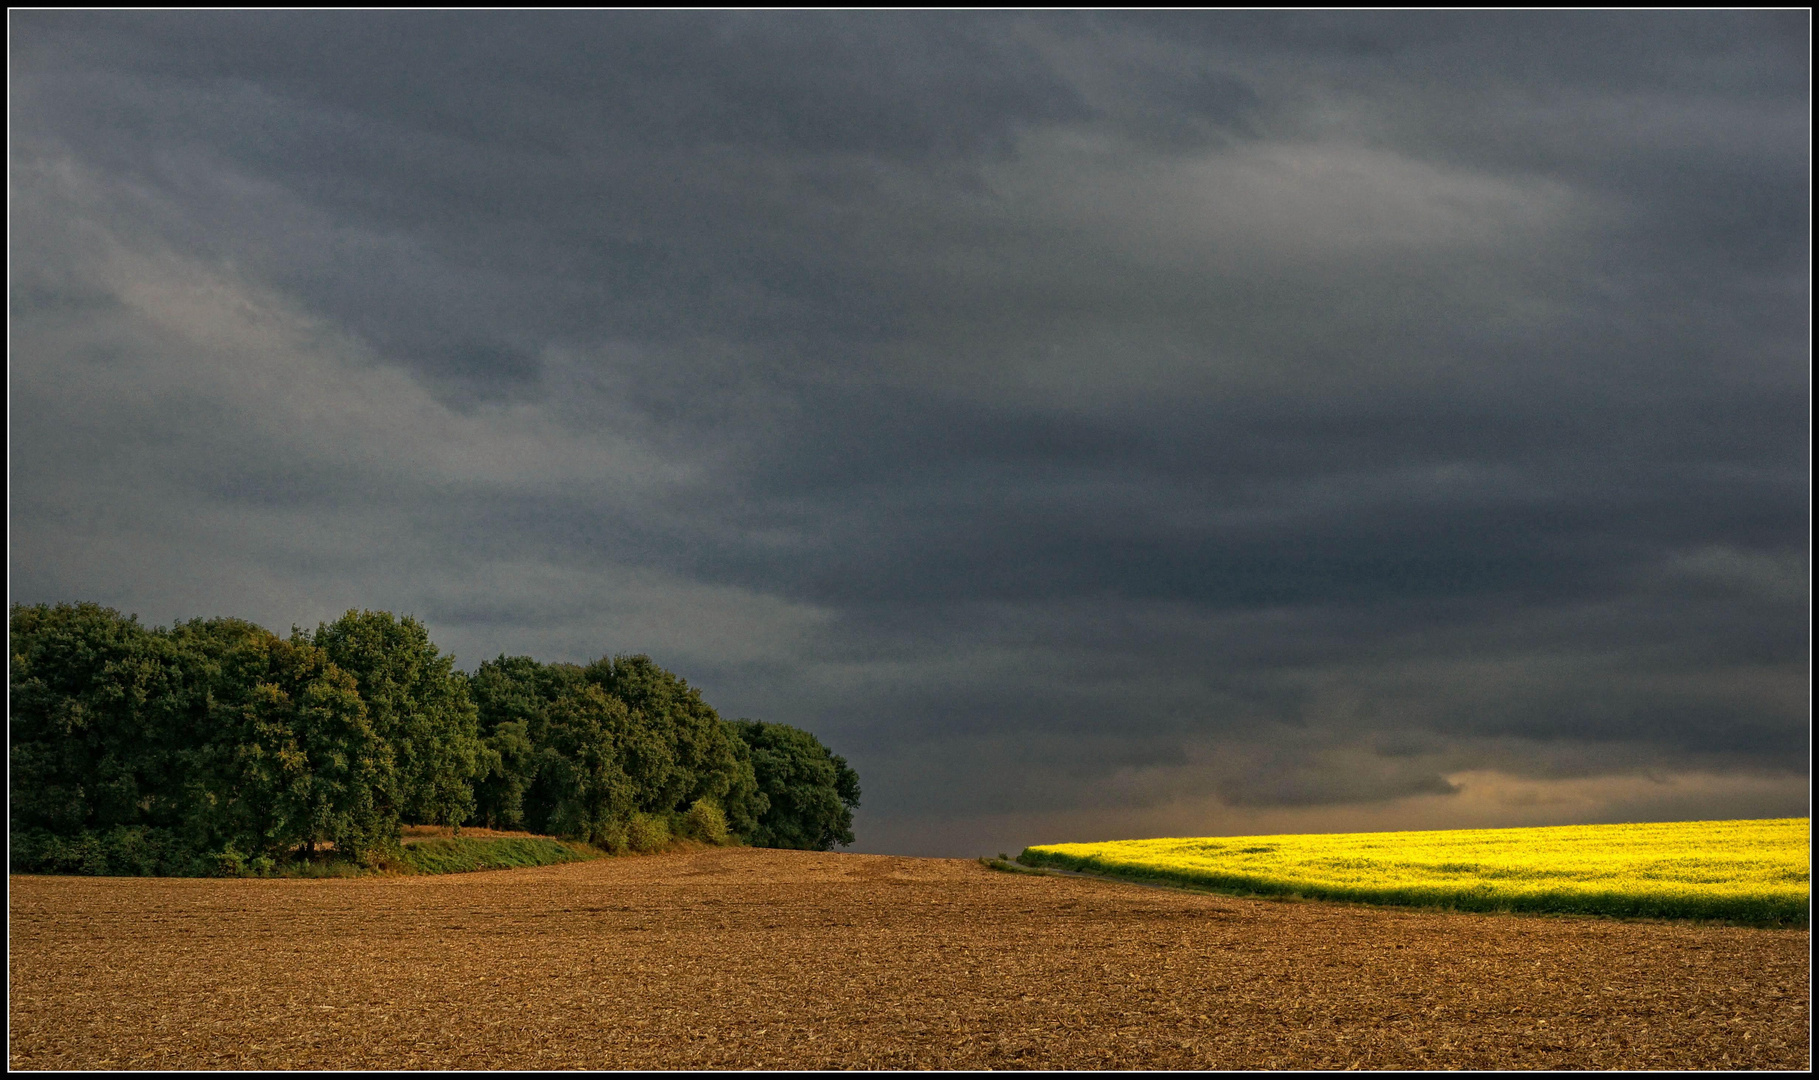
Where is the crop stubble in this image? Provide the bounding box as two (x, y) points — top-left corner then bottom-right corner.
(8, 848), (1809, 1070)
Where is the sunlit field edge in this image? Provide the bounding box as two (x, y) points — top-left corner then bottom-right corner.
(1019, 818), (1810, 927)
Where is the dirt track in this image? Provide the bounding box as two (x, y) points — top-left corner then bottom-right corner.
(8, 848), (1809, 1069)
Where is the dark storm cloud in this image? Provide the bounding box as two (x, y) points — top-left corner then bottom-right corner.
(10, 11), (1808, 855)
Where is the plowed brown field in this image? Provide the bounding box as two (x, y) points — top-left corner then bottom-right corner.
(8, 848), (1809, 1070)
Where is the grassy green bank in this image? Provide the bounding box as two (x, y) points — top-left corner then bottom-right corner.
(1020, 818), (1810, 927)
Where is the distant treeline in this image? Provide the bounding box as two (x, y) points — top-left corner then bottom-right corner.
(9, 602), (860, 876)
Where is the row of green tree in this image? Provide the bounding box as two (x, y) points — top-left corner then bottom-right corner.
(9, 602), (860, 876)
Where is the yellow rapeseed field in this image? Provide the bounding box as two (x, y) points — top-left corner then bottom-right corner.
(1020, 818), (1810, 925)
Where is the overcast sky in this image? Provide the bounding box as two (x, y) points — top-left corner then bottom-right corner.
(10, 12), (1809, 855)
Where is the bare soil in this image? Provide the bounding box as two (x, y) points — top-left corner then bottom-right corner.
(8, 847), (1809, 1070)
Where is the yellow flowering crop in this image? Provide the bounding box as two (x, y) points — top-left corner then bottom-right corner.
(1021, 818), (1809, 925)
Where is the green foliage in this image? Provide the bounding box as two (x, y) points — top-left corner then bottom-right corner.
(9, 602), (190, 841)
(9, 603), (398, 873)
(585, 655), (765, 832)
(196, 626), (394, 864)
(682, 798), (731, 845)
(304, 610), (483, 827)
(470, 654), (572, 829)
(395, 836), (590, 874)
(11, 826), (212, 877)
(468, 653), (774, 846)
(591, 818), (631, 855)
(627, 812), (673, 852)
(729, 719), (861, 851)
(472, 720), (535, 830)
(11, 601), (862, 875)
(536, 683), (642, 843)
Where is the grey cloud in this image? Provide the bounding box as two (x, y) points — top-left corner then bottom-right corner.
(9, 12), (1808, 854)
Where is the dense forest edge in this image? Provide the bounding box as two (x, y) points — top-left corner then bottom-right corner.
(8, 602), (861, 877)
